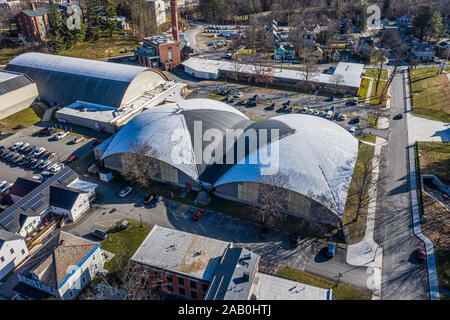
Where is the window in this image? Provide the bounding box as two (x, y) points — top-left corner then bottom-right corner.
(168, 284), (174, 292)
(21, 249), (25, 255)
(166, 274), (173, 282)
(237, 182), (258, 203)
(0, 256), (4, 263)
(160, 161), (178, 183)
(190, 280), (196, 289)
(82, 277), (86, 284)
(178, 277), (185, 286)
(179, 287), (185, 295)
(191, 290), (197, 299)
(202, 283), (209, 292)
(92, 255), (95, 260)
(10, 248), (14, 254)
(69, 291), (73, 297)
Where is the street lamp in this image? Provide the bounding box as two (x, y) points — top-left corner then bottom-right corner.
(139, 213), (143, 227)
(335, 273), (343, 288)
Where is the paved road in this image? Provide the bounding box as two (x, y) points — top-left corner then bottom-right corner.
(62, 176), (370, 291)
(374, 69), (429, 300)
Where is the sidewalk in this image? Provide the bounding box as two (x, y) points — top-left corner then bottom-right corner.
(404, 69), (440, 300)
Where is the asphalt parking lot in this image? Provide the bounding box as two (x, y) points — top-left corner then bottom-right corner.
(0, 125), (96, 183)
(62, 175), (370, 290)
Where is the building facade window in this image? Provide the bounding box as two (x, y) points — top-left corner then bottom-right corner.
(21, 249), (25, 255)
(190, 280), (196, 288)
(179, 287), (185, 295)
(0, 256), (4, 263)
(10, 248), (14, 254)
(191, 290), (197, 299)
(160, 161), (178, 183)
(178, 277), (185, 286)
(237, 182), (258, 203)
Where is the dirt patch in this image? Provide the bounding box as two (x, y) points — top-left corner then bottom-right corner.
(422, 192), (450, 250)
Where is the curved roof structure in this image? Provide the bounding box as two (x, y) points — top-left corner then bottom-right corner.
(103, 99), (358, 218)
(5, 52), (167, 108)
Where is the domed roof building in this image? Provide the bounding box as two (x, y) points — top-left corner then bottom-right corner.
(101, 99), (358, 226)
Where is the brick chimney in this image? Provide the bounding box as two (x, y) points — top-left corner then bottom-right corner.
(30, 2), (36, 10)
(170, 0), (179, 42)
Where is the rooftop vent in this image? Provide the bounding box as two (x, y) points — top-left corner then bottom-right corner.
(243, 271), (250, 282)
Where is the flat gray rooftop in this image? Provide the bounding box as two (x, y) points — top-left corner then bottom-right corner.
(130, 225), (231, 281)
(249, 272), (333, 300)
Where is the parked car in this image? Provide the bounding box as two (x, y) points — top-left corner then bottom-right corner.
(72, 136), (85, 144)
(354, 115), (361, 123)
(39, 160), (52, 170)
(267, 103), (275, 110)
(50, 163), (64, 173)
(10, 142), (23, 151)
(0, 181), (7, 189)
(308, 108), (314, 114)
(33, 147), (46, 157)
(9, 153), (20, 162)
(394, 113), (403, 120)
(90, 229), (107, 240)
(66, 155), (79, 163)
(44, 152), (56, 161)
(258, 226), (270, 240)
(417, 248), (426, 261)
(340, 114), (347, 121)
(234, 92), (243, 98)
(329, 106), (335, 112)
(192, 208), (206, 221)
(326, 111), (333, 119)
(329, 95), (335, 102)
(352, 97), (358, 105)
(55, 131), (69, 140)
(91, 139), (103, 148)
(13, 154), (25, 164)
(327, 242), (336, 257)
(313, 109), (320, 116)
(302, 107), (308, 113)
(143, 193), (156, 204)
(32, 159), (44, 169)
(283, 100), (291, 107)
(119, 186), (133, 198)
(319, 111), (326, 117)
(289, 234), (301, 248)
(0, 146), (5, 152)
(2, 183), (13, 193)
(240, 99), (248, 105)
(148, 195), (163, 208)
(18, 142), (30, 152)
(334, 112), (341, 119)
(348, 126), (356, 135)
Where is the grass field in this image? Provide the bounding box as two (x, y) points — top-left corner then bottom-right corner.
(59, 33), (138, 60)
(358, 78), (371, 100)
(0, 105), (45, 132)
(278, 267), (371, 300)
(410, 67), (450, 123)
(417, 142), (450, 184)
(368, 79), (388, 105)
(0, 46), (28, 65)
(101, 220), (151, 271)
(364, 68), (388, 80)
(342, 143), (375, 243)
(435, 247), (450, 293)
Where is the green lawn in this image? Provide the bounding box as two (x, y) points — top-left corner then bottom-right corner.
(435, 247), (450, 293)
(364, 68), (388, 80)
(0, 46), (29, 65)
(100, 219), (151, 271)
(410, 67), (450, 123)
(278, 267), (371, 300)
(342, 143), (375, 243)
(0, 105), (45, 132)
(358, 133), (376, 144)
(368, 80), (388, 105)
(59, 33), (138, 60)
(358, 78), (371, 100)
(417, 142), (450, 184)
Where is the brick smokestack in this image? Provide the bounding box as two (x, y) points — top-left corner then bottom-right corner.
(30, 2), (36, 10)
(170, 0), (179, 42)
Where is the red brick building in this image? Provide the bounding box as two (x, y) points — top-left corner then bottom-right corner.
(135, 35), (181, 71)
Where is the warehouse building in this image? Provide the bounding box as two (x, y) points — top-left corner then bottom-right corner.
(182, 57), (364, 95)
(98, 99), (358, 226)
(0, 70), (38, 120)
(130, 225), (333, 300)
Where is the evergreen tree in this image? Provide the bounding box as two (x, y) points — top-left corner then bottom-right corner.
(383, 0), (394, 14)
(48, 2), (65, 52)
(86, 0), (102, 33)
(101, 0), (118, 35)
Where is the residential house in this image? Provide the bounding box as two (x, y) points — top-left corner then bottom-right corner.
(130, 225), (333, 300)
(0, 167), (97, 240)
(274, 43), (295, 61)
(354, 36), (374, 56)
(438, 41), (450, 59)
(411, 43), (436, 62)
(0, 230), (29, 281)
(15, 1), (78, 42)
(14, 231), (103, 300)
(396, 16), (412, 26)
(330, 49), (353, 62)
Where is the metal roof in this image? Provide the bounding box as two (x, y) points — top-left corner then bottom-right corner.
(0, 70), (34, 95)
(5, 53), (166, 108)
(130, 225), (231, 281)
(103, 99), (358, 218)
(0, 167), (78, 233)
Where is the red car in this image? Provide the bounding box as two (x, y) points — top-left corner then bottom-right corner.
(192, 209), (206, 221)
(67, 155), (79, 163)
(417, 248), (426, 261)
(91, 139), (102, 148)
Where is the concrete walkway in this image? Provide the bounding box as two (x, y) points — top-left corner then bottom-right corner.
(404, 70), (440, 300)
(346, 135), (384, 299)
(365, 78), (374, 104)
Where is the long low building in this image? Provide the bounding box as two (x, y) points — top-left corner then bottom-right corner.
(0, 70), (38, 120)
(96, 98), (358, 227)
(182, 57), (364, 95)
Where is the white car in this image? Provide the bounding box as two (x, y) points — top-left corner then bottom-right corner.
(2, 182), (13, 193)
(302, 107), (308, 113)
(313, 110), (320, 116)
(39, 160), (52, 170)
(348, 126), (356, 135)
(308, 108), (314, 115)
(49, 163), (64, 173)
(119, 186), (133, 198)
(72, 136), (85, 144)
(326, 111), (333, 119)
(0, 181), (7, 189)
(234, 92), (242, 98)
(55, 131), (69, 140)
(11, 142), (23, 151)
(33, 147), (46, 157)
(19, 142), (30, 151)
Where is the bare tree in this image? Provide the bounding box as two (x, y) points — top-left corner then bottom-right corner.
(124, 140), (160, 191)
(254, 173), (290, 227)
(251, 58), (274, 87)
(298, 47), (319, 93)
